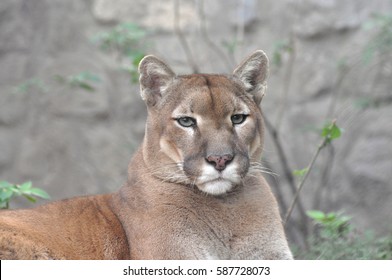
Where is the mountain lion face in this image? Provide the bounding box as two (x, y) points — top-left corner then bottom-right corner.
(139, 51), (268, 195)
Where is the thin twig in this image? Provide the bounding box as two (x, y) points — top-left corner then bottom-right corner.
(264, 115), (308, 222)
(312, 144), (335, 210)
(264, 116), (296, 193)
(173, 0), (200, 73)
(284, 134), (329, 226)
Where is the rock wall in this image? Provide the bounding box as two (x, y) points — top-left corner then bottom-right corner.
(1, 0), (391, 243)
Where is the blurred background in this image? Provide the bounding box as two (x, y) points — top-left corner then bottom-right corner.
(1, 0), (391, 258)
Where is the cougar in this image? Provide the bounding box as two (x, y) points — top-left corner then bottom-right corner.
(0, 50), (293, 260)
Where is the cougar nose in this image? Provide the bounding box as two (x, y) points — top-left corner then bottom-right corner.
(206, 154), (234, 171)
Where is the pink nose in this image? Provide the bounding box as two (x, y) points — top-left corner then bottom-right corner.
(206, 154), (234, 171)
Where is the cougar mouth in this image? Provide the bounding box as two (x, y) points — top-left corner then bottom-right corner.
(198, 180), (233, 195)
(195, 163), (242, 195)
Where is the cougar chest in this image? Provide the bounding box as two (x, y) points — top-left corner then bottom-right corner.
(168, 197), (251, 259)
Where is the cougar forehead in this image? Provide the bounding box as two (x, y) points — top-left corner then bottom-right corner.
(170, 75), (252, 121)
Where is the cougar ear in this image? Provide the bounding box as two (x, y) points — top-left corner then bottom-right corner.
(233, 50), (269, 105)
(138, 55), (176, 107)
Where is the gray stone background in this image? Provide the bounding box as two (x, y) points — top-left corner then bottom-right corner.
(1, 0), (391, 248)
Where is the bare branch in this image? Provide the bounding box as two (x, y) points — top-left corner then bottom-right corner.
(263, 115), (308, 222)
(284, 129), (331, 226)
(264, 117), (296, 194)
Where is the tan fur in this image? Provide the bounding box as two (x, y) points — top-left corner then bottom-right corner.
(0, 50), (292, 260)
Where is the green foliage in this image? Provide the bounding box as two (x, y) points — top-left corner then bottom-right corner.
(354, 97), (377, 109)
(295, 210), (392, 259)
(363, 12), (392, 62)
(291, 121), (341, 184)
(92, 23), (146, 57)
(354, 96), (392, 109)
(13, 78), (47, 94)
(0, 181), (50, 209)
(54, 71), (101, 92)
(14, 72), (101, 95)
(92, 22), (147, 83)
(307, 210), (351, 238)
(122, 53), (145, 84)
(321, 121), (342, 144)
(292, 167), (308, 178)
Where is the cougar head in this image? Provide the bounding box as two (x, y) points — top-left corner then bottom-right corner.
(138, 50), (268, 195)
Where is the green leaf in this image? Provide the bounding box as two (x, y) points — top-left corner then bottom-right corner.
(322, 122), (342, 142)
(324, 212), (338, 223)
(273, 52), (282, 66)
(362, 12), (392, 63)
(78, 72), (101, 83)
(330, 124), (341, 139)
(19, 181), (32, 191)
(0, 181), (14, 188)
(55, 72), (101, 92)
(0, 180), (50, 208)
(293, 167), (309, 177)
(354, 97), (373, 109)
(76, 82), (95, 92)
(307, 210), (326, 221)
(92, 22), (146, 58)
(12, 78), (48, 94)
(0, 187), (14, 201)
(9, 185), (22, 195)
(23, 194), (37, 203)
(53, 74), (66, 84)
(131, 52), (145, 66)
(321, 126), (328, 137)
(29, 188), (50, 199)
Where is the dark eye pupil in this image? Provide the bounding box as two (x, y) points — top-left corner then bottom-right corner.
(231, 114), (247, 125)
(178, 117), (196, 127)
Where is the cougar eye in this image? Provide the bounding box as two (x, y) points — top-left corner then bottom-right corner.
(231, 114), (248, 125)
(177, 117), (196, 127)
